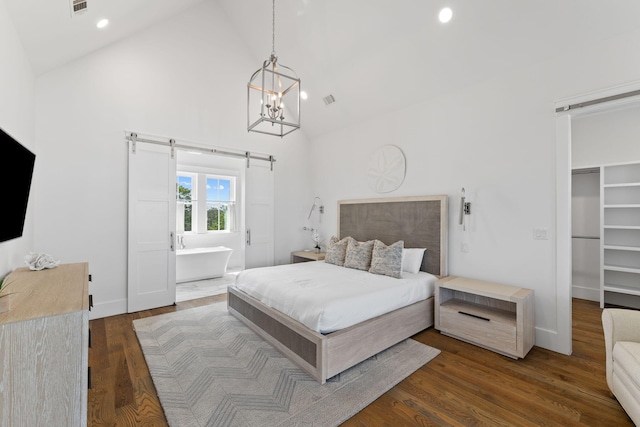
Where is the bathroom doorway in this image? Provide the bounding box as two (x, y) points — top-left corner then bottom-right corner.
(174, 151), (244, 302)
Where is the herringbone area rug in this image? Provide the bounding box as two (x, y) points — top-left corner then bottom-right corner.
(133, 302), (440, 427)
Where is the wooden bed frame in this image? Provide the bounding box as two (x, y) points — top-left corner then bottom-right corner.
(227, 195), (448, 383)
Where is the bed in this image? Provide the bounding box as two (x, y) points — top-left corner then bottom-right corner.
(227, 195), (448, 383)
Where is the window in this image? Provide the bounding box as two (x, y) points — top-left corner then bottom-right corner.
(206, 177), (231, 231)
(176, 173), (195, 233)
(177, 171), (236, 234)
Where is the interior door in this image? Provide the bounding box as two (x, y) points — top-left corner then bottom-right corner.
(244, 161), (275, 268)
(127, 140), (177, 312)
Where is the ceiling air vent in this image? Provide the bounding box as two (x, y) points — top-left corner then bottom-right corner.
(71, 0), (88, 17)
(322, 94), (336, 106)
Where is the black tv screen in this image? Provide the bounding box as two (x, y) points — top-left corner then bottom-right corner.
(1, 127), (35, 243)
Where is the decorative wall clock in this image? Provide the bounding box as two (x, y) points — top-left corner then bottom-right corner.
(366, 145), (406, 193)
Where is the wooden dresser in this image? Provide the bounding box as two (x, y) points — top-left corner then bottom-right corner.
(0, 262), (90, 427)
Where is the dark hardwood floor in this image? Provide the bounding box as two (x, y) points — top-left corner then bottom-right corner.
(88, 297), (633, 426)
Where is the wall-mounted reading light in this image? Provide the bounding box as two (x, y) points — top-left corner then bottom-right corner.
(459, 187), (471, 230)
(307, 196), (324, 220)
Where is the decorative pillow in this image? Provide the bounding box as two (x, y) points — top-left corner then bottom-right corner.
(402, 248), (426, 274)
(324, 236), (351, 266)
(369, 240), (404, 278)
(344, 239), (375, 270)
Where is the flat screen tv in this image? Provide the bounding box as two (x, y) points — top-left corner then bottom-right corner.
(1, 127), (35, 243)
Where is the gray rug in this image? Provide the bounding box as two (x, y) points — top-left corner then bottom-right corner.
(133, 302), (440, 427)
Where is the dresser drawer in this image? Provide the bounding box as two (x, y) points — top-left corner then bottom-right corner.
(439, 299), (517, 355)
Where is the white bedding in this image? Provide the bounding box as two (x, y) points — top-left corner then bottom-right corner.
(233, 260), (437, 334)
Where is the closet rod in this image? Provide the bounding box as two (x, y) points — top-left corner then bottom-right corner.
(572, 167), (600, 175)
(572, 236), (600, 240)
(124, 132), (276, 166)
(556, 89), (640, 112)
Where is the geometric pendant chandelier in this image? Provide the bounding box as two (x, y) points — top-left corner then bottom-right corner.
(247, 0), (301, 137)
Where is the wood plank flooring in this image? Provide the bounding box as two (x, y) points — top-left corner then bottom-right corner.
(88, 297), (633, 426)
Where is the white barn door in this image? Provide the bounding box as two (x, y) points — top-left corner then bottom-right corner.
(244, 162), (274, 268)
(127, 140), (177, 312)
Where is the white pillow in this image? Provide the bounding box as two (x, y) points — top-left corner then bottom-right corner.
(402, 248), (426, 274)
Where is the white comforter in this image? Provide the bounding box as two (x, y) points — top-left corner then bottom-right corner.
(233, 260), (436, 334)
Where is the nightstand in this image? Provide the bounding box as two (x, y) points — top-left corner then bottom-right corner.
(291, 251), (326, 263)
(435, 276), (535, 359)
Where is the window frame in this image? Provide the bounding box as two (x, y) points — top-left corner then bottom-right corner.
(204, 174), (235, 232)
(176, 167), (237, 235)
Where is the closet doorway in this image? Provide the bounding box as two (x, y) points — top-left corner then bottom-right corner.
(555, 82), (640, 355)
(571, 104), (640, 309)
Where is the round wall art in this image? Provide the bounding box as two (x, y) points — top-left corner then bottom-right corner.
(366, 144), (406, 193)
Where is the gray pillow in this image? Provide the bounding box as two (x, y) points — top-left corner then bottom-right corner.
(344, 239), (374, 270)
(369, 239), (404, 278)
(324, 236), (351, 266)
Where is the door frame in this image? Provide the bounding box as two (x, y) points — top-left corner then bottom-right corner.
(554, 80), (640, 355)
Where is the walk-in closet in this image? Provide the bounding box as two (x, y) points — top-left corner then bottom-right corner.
(571, 103), (640, 309)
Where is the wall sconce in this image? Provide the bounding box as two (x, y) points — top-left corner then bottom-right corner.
(307, 196), (324, 220)
(459, 188), (471, 230)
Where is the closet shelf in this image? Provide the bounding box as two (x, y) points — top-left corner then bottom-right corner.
(600, 162), (640, 309)
(604, 245), (640, 252)
(604, 265), (640, 274)
(603, 204), (640, 209)
(604, 182), (640, 188)
(603, 285), (640, 297)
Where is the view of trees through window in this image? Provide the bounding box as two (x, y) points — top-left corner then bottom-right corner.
(206, 177), (231, 231)
(177, 175), (193, 232)
(177, 173), (233, 233)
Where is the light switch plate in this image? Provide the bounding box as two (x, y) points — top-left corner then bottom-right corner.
(533, 227), (548, 240)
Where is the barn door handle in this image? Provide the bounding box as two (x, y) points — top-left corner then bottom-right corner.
(246, 229), (251, 246)
(170, 232), (175, 251)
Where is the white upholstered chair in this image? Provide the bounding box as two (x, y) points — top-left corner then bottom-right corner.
(602, 308), (640, 425)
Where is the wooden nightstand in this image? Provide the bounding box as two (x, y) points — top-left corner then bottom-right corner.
(435, 276), (535, 359)
(291, 251), (326, 263)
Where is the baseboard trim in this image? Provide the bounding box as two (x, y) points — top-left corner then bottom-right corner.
(572, 286), (599, 302)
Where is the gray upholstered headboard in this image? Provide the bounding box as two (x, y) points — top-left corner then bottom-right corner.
(338, 195), (448, 276)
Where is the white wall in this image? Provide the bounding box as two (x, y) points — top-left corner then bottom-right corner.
(34, 1), (312, 318)
(0, 0), (35, 278)
(308, 27), (640, 353)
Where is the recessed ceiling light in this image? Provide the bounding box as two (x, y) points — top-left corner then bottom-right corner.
(96, 18), (109, 29)
(439, 7), (453, 23)
(300, 91), (308, 100)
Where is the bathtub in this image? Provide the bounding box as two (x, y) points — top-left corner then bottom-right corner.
(176, 246), (233, 283)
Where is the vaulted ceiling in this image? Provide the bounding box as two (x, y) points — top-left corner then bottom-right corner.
(4, 0), (640, 139)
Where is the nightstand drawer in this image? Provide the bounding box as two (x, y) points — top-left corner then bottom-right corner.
(439, 299), (517, 355)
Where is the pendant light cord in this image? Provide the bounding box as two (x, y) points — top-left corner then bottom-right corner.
(271, 0), (276, 56)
